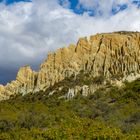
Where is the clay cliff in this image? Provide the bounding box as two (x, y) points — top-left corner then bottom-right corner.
(0, 31), (140, 100)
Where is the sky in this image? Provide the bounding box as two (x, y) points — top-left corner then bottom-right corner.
(0, 0), (140, 84)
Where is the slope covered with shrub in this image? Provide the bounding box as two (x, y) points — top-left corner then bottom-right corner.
(0, 78), (140, 140)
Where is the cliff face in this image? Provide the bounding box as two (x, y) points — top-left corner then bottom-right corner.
(1, 31), (140, 100)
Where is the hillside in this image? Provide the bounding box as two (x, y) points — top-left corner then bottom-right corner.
(0, 73), (140, 139)
(1, 31), (140, 100)
(0, 31), (140, 139)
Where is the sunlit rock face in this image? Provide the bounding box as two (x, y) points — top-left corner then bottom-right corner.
(1, 31), (140, 100)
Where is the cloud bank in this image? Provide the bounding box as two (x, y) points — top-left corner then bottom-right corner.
(0, 0), (140, 84)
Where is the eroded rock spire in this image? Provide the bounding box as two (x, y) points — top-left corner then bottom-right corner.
(1, 31), (140, 100)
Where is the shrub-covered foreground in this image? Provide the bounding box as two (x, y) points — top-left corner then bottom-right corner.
(0, 79), (140, 140)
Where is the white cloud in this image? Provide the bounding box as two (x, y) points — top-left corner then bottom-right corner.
(78, 0), (133, 16)
(0, 0), (140, 82)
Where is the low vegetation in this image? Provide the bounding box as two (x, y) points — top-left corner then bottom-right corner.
(0, 77), (140, 139)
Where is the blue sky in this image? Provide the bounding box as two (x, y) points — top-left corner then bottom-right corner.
(4, 0), (30, 4)
(3, 0), (138, 15)
(3, 0), (140, 16)
(0, 0), (140, 84)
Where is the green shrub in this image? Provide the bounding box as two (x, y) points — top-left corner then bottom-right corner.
(93, 75), (105, 85)
(0, 76), (140, 139)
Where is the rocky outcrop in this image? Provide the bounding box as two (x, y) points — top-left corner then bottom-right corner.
(16, 66), (37, 95)
(0, 31), (140, 100)
(0, 66), (37, 100)
(0, 85), (5, 100)
(59, 84), (100, 100)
